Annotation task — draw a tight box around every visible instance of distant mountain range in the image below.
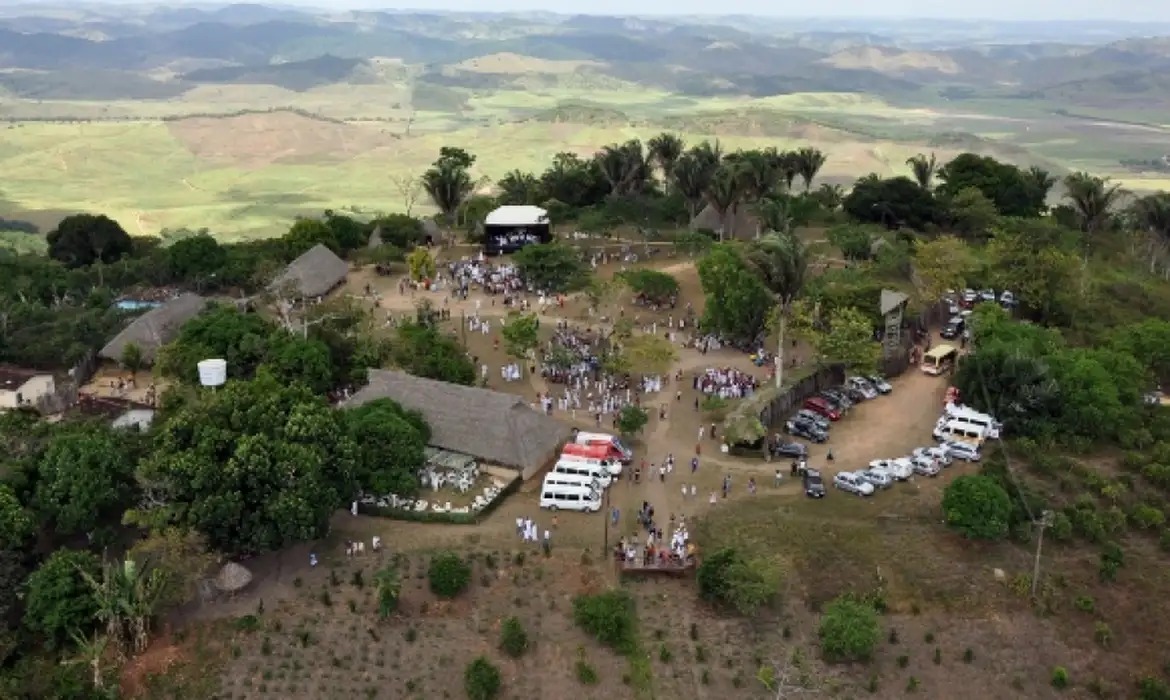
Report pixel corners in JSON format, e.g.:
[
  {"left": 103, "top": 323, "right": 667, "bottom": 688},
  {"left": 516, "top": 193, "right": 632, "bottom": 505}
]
[{"left": 2, "top": 4, "right": 1170, "bottom": 108}]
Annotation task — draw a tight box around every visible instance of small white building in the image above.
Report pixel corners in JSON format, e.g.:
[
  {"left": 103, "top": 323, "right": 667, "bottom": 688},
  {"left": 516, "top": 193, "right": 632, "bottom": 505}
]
[
  {"left": 0, "top": 367, "right": 55, "bottom": 411},
  {"left": 483, "top": 205, "right": 552, "bottom": 256}
]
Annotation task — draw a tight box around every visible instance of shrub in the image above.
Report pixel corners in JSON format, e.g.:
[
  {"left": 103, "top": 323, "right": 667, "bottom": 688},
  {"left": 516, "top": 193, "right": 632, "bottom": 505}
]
[
  {"left": 575, "top": 656, "right": 599, "bottom": 685},
  {"left": 464, "top": 656, "right": 502, "bottom": 700},
  {"left": 933, "top": 647, "right": 942, "bottom": 665},
  {"left": 941, "top": 475, "right": 1012, "bottom": 540},
  {"left": 428, "top": 551, "right": 472, "bottom": 598},
  {"left": 1093, "top": 621, "right": 1112, "bottom": 648},
  {"left": 696, "top": 546, "right": 781, "bottom": 615},
  {"left": 1130, "top": 504, "right": 1166, "bottom": 530},
  {"left": 572, "top": 590, "right": 638, "bottom": 655},
  {"left": 897, "top": 655, "right": 909, "bottom": 668},
  {"left": 1099, "top": 542, "right": 1125, "bottom": 582},
  {"left": 818, "top": 595, "right": 881, "bottom": 663},
  {"left": 1137, "top": 676, "right": 1170, "bottom": 700},
  {"left": 1052, "top": 666, "right": 1070, "bottom": 690},
  {"left": 963, "top": 648, "right": 975, "bottom": 663},
  {"left": 1074, "top": 595, "right": 1095, "bottom": 613},
  {"left": 500, "top": 616, "right": 529, "bottom": 658}
]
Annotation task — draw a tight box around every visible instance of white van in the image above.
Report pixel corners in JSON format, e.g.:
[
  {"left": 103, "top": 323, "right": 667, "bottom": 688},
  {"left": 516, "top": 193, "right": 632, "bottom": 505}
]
[
  {"left": 557, "top": 452, "right": 621, "bottom": 476},
  {"left": 552, "top": 461, "right": 613, "bottom": 488},
  {"left": 539, "top": 483, "right": 601, "bottom": 512},
  {"left": 933, "top": 419, "right": 987, "bottom": 446},
  {"left": 542, "top": 473, "right": 602, "bottom": 492},
  {"left": 944, "top": 404, "right": 1001, "bottom": 439}
]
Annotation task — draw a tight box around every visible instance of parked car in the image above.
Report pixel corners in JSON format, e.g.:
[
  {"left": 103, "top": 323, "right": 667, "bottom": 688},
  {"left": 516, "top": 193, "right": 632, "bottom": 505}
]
[
  {"left": 999, "top": 290, "right": 1017, "bottom": 308},
  {"left": 960, "top": 288, "right": 978, "bottom": 308},
  {"left": 938, "top": 440, "right": 981, "bottom": 462},
  {"left": 839, "top": 383, "right": 868, "bottom": 403},
  {"left": 908, "top": 455, "right": 941, "bottom": 477},
  {"left": 913, "top": 446, "right": 952, "bottom": 467},
  {"left": 979, "top": 288, "right": 996, "bottom": 303},
  {"left": 803, "top": 397, "right": 841, "bottom": 421},
  {"left": 821, "top": 388, "right": 853, "bottom": 410},
  {"left": 772, "top": 441, "right": 809, "bottom": 459},
  {"left": 786, "top": 417, "right": 829, "bottom": 443},
  {"left": 847, "top": 376, "right": 879, "bottom": 400},
  {"left": 869, "top": 458, "right": 913, "bottom": 481},
  {"left": 940, "top": 316, "right": 965, "bottom": 340},
  {"left": 795, "top": 409, "right": 831, "bottom": 431},
  {"left": 803, "top": 469, "right": 826, "bottom": 499},
  {"left": 859, "top": 467, "right": 894, "bottom": 489},
  {"left": 833, "top": 471, "right": 875, "bottom": 496},
  {"left": 866, "top": 375, "right": 893, "bottom": 394}
]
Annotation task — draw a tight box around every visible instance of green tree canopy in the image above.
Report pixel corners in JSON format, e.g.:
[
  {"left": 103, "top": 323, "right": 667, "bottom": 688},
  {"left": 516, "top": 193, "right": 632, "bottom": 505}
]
[
  {"left": 618, "top": 268, "right": 680, "bottom": 305},
  {"left": 165, "top": 233, "right": 227, "bottom": 285},
  {"left": 344, "top": 399, "right": 430, "bottom": 497},
  {"left": 616, "top": 405, "right": 649, "bottom": 439},
  {"left": 818, "top": 595, "right": 881, "bottom": 663},
  {"left": 843, "top": 175, "right": 941, "bottom": 230},
  {"left": 697, "top": 243, "right": 774, "bottom": 343},
  {"left": 135, "top": 371, "right": 356, "bottom": 554},
  {"left": 24, "top": 549, "right": 101, "bottom": 649},
  {"left": 46, "top": 214, "right": 133, "bottom": 269},
  {"left": 33, "top": 423, "right": 140, "bottom": 537},
  {"left": 513, "top": 242, "right": 589, "bottom": 293},
  {"left": 937, "top": 153, "right": 1049, "bottom": 218},
  {"left": 501, "top": 312, "right": 540, "bottom": 359},
  {"left": 941, "top": 474, "right": 1013, "bottom": 540},
  {"left": 390, "top": 321, "right": 475, "bottom": 386},
  {"left": 811, "top": 306, "right": 880, "bottom": 374},
  {"left": 0, "top": 484, "right": 33, "bottom": 550}
]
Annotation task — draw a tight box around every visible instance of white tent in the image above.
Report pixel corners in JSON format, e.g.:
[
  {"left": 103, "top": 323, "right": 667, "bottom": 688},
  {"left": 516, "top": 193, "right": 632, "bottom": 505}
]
[{"left": 485, "top": 205, "right": 549, "bottom": 227}]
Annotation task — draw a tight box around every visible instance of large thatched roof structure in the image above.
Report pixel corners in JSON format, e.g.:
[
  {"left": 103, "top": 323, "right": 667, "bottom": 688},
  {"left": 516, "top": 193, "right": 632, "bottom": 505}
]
[
  {"left": 214, "top": 562, "right": 253, "bottom": 593},
  {"left": 691, "top": 203, "right": 759, "bottom": 240},
  {"left": 270, "top": 244, "right": 348, "bottom": 298},
  {"left": 99, "top": 294, "right": 207, "bottom": 365},
  {"left": 343, "top": 369, "right": 571, "bottom": 479}
]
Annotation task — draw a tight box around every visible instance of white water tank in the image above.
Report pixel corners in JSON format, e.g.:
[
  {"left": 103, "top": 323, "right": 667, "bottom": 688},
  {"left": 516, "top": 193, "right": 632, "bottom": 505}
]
[{"left": 197, "top": 359, "right": 227, "bottom": 387}]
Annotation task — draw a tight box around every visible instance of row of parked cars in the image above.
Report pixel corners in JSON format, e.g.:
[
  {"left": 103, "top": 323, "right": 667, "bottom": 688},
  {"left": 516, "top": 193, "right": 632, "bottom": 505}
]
[
  {"left": 786, "top": 375, "right": 893, "bottom": 442},
  {"left": 832, "top": 445, "right": 968, "bottom": 496}
]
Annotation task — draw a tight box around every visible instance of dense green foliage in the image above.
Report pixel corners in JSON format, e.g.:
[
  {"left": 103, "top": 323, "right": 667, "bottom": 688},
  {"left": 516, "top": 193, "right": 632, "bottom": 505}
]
[
  {"left": 696, "top": 546, "right": 781, "bottom": 615},
  {"left": 427, "top": 552, "right": 472, "bottom": 599},
  {"left": 344, "top": 398, "right": 429, "bottom": 497},
  {"left": 941, "top": 475, "right": 1014, "bottom": 540},
  {"left": 499, "top": 616, "right": 529, "bottom": 658},
  {"left": 572, "top": 590, "right": 639, "bottom": 655},
  {"left": 818, "top": 595, "right": 881, "bottom": 663},
  {"left": 23, "top": 549, "right": 100, "bottom": 649},
  {"left": 463, "top": 656, "right": 502, "bottom": 700}
]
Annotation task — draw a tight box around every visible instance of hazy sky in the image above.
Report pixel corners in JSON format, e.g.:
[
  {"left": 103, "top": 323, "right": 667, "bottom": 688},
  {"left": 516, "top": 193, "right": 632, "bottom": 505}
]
[{"left": 249, "top": 0, "right": 1170, "bottom": 22}]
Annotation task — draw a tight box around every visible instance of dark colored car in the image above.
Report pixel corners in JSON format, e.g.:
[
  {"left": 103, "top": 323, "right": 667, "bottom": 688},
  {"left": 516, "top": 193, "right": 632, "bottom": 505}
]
[
  {"left": 803, "top": 469, "right": 826, "bottom": 498},
  {"left": 802, "top": 397, "right": 841, "bottom": 422},
  {"left": 940, "top": 316, "right": 965, "bottom": 340},
  {"left": 786, "top": 416, "right": 829, "bottom": 443},
  {"left": 818, "top": 390, "right": 851, "bottom": 412},
  {"left": 772, "top": 440, "right": 809, "bottom": 458},
  {"left": 794, "top": 409, "right": 831, "bottom": 431},
  {"left": 838, "top": 384, "right": 867, "bottom": 403}
]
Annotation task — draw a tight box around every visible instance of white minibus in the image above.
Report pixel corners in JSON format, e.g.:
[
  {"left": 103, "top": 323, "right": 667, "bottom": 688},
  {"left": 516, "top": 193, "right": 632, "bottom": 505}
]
[
  {"left": 542, "top": 473, "right": 602, "bottom": 492},
  {"left": 944, "top": 404, "right": 1001, "bottom": 439},
  {"left": 539, "top": 484, "right": 601, "bottom": 512},
  {"left": 552, "top": 461, "right": 613, "bottom": 487},
  {"left": 557, "top": 452, "right": 621, "bottom": 476},
  {"left": 933, "top": 419, "right": 987, "bottom": 447}
]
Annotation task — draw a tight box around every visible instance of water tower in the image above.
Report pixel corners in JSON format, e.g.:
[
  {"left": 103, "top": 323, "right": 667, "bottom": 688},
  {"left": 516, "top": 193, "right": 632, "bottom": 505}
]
[{"left": 197, "top": 359, "right": 227, "bottom": 389}]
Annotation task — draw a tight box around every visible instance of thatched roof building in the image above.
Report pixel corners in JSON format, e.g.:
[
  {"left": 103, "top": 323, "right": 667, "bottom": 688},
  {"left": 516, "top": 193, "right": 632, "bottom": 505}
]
[
  {"left": 343, "top": 370, "right": 572, "bottom": 480},
  {"left": 270, "top": 244, "right": 349, "bottom": 298},
  {"left": 691, "top": 203, "right": 759, "bottom": 240},
  {"left": 99, "top": 294, "right": 207, "bottom": 365}
]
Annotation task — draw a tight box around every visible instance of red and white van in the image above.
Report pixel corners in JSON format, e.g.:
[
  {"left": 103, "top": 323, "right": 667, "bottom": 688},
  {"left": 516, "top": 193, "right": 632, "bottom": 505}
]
[{"left": 571, "top": 431, "right": 633, "bottom": 464}]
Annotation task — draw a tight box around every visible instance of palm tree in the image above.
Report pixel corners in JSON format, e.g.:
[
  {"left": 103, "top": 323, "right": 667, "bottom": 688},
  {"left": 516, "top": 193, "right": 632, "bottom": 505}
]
[
  {"left": 79, "top": 558, "right": 167, "bottom": 657},
  {"left": 906, "top": 153, "right": 937, "bottom": 190},
  {"left": 813, "top": 183, "right": 845, "bottom": 211},
  {"left": 1063, "top": 171, "right": 1126, "bottom": 247},
  {"left": 422, "top": 163, "right": 474, "bottom": 242},
  {"left": 746, "top": 232, "right": 809, "bottom": 387},
  {"left": 647, "top": 133, "right": 685, "bottom": 191},
  {"left": 672, "top": 153, "right": 713, "bottom": 222},
  {"left": 61, "top": 629, "right": 110, "bottom": 691},
  {"left": 1026, "top": 166, "right": 1057, "bottom": 202},
  {"left": 779, "top": 151, "right": 800, "bottom": 192},
  {"left": 794, "top": 147, "right": 827, "bottom": 192},
  {"left": 726, "top": 149, "right": 782, "bottom": 238},
  {"left": 704, "top": 164, "right": 745, "bottom": 241},
  {"left": 374, "top": 564, "right": 402, "bottom": 619},
  {"left": 594, "top": 140, "right": 650, "bottom": 198},
  {"left": 495, "top": 170, "right": 542, "bottom": 205},
  {"left": 1131, "top": 192, "right": 1170, "bottom": 275},
  {"left": 755, "top": 195, "right": 794, "bottom": 236}
]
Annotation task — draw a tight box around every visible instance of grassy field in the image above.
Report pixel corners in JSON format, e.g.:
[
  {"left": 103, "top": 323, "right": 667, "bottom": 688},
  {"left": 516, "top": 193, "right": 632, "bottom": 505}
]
[{"left": 4, "top": 85, "right": 1170, "bottom": 239}]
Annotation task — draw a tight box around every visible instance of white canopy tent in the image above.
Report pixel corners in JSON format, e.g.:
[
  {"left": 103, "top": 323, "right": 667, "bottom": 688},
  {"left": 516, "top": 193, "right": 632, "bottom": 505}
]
[{"left": 485, "top": 205, "right": 549, "bottom": 227}]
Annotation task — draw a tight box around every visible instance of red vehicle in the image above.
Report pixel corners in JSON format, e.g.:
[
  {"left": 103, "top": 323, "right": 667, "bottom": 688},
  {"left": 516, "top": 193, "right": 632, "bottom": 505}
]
[
  {"left": 803, "top": 396, "right": 842, "bottom": 422},
  {"left": 561, "top": 443, "right": 615, "bottom": 462}
]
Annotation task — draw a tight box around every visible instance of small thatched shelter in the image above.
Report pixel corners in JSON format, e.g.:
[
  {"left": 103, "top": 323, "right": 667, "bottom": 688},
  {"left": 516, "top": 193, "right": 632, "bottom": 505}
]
[
  {"left": 99, "top": 294, "right": 207, "bottom": 366},
  {"left": 269, "top": 244, "right": 349, "bottom": 298},
  {"left": 214, "top": 562, "right": 253, "bottom": 594},
  {"left": 343, "top": 369, "right": 572, "bottom": 480}
]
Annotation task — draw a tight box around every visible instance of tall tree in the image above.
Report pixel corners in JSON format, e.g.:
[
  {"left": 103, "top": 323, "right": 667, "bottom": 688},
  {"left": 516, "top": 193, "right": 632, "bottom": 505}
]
[
  {"left": 594, "top": 140, "right": 650, "bottom": 198},
  {"left": 495, "top": 170, "right": 542, "bottom": 206},
  {"left": 905, "top": 153, "right": 937, "bottom": 190},
  {"left": 779, "top": 151, "right": 800, "bottom": 191},
  {"left": 672, "top": 154, "right": 711, "bottom": 222},
  {"left": 647, "top": 133, "right": 685, "bottom": 191},
  {"left": 1062, "top": 171, "right": 1126, "bottom": 251},
  {"left": 46, "top": 214, "right": 133, "bottom": 270},
  {"left": 705, "top": 164, "right": 745, "bottom": 241},
  {"left": 747, "top": 232, "right": 809, "bottom": 386},
  {"left": 794, "top": 147, "right": 827, "bottom": 192},
  {"left": 697, "top": 243, "right": 774, "bottom": 343},
  {"left": 422, "top": 149, "right": 476, "bottom": 240},
  {"left": 1131, "top": 192, "right": 1170, "bottom": 275}
]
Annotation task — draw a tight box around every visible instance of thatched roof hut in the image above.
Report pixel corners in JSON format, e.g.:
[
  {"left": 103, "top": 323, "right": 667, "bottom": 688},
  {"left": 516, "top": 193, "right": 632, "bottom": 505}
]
[
  {"left": 343, "top": 369, "right": 572, "bottom": 480},
  {"left": 269, "top": 244, "right": 349, "bottom": 298},
  {"left": 214, "top": 562, "right": 253, "bottom": 593},
  {"left": 690, "top": 203, "right": 759, "bottom": 240},
  {"left": 99, "top": 294, "right": 207, "bottom": 365}
]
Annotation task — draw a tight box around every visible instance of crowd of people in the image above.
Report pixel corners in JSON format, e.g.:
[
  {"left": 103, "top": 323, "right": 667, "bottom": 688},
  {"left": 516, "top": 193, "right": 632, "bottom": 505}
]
[
  {"left": 614, "top": 502, "right": 696, "bottom": 569},
  {"left": 694, "top": 367, "right": 760, "bottom": 399}
]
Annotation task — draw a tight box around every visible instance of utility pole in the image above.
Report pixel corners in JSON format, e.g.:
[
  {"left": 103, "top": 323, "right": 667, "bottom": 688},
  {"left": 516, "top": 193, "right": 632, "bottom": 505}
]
[{"left": 1030, "top": 510, "right": 1054, "bottom": 598}]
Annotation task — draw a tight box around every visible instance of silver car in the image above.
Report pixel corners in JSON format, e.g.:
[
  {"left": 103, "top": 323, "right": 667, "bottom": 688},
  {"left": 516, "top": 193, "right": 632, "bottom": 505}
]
[
  {"left": 908, "top": 455, "right": 941, "bottom": 477},
  {"left": 859, "top": 467, "right": 894, "bottom": 489},
  {"left": 938, "top": 440, "right": 981, "bottom": 462},
  {"left": 913, "top": 446, "right": 952, "bottom": 467},
  {"left": 833, "top": 471, "right": 876, "bottom": 496}
]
